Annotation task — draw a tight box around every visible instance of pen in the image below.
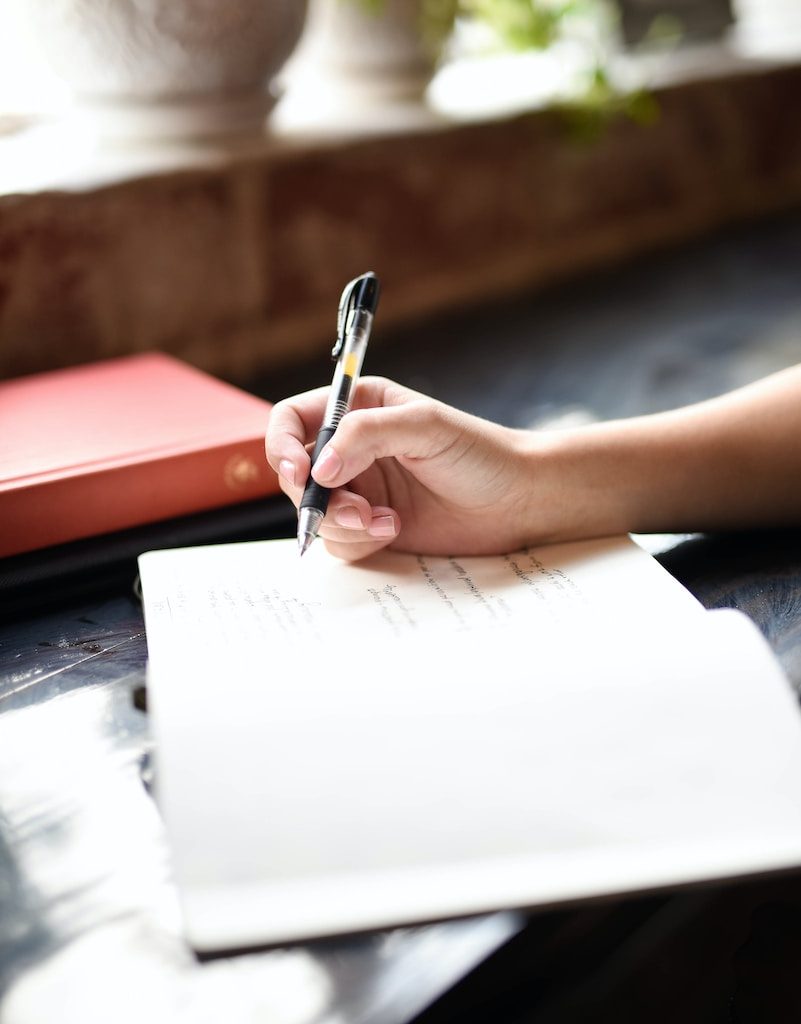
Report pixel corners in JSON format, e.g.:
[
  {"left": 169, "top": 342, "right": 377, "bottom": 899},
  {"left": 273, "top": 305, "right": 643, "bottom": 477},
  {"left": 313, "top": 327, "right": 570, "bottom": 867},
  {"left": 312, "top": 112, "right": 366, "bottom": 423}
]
[{"left": 297, "top": 271, "right": 381, "bottom": 556}]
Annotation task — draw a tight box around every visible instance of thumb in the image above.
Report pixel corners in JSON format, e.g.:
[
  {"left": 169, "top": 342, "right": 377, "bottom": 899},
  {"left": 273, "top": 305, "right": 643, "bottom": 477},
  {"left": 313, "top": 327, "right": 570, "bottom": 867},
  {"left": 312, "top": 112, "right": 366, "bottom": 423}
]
[{"left": 311, "top": 400, "right": 463, "bottom": 488}]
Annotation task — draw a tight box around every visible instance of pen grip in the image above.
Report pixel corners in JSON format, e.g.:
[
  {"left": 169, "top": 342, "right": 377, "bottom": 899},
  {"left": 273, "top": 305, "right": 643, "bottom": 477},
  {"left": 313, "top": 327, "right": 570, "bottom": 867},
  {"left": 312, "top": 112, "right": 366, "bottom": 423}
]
[{"left": 299, "top": 426, "right": 337, "bottom": 514}]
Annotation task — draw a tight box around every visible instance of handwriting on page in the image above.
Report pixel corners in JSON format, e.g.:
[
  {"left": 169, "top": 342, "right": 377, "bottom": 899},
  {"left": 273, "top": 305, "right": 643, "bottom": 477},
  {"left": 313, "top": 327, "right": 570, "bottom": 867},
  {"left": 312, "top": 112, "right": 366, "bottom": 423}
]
[{"left": 146, "top": 544, "right": 592, "bottom": 657}]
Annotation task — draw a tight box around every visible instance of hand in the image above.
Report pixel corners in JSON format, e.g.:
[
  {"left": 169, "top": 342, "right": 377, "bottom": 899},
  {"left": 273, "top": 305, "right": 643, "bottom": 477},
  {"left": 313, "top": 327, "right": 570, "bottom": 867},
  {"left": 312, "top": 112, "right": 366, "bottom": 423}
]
[
  {"left": 268, "top": 364, "right": 801, "bottom": 560},
  {"left": 265, "top": 377, "right": 540, "bottom": 561}
]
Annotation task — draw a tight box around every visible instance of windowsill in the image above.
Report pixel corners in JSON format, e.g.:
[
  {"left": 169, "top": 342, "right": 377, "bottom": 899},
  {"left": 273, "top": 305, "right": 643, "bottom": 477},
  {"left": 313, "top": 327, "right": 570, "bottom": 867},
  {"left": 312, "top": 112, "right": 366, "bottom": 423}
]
[
  {"left": 0, "top": 39, "right": 797, "bottom": 196},
  {"left": 1, "top": 42, "right": 801, "bottom": 383}
]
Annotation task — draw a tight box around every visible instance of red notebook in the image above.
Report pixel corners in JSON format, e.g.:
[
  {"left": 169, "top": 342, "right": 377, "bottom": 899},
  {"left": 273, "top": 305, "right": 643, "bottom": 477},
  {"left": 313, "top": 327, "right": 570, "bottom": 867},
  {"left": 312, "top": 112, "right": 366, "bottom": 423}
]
[{"left": 0, "top": 353, "right": 280, "bottom": 558}]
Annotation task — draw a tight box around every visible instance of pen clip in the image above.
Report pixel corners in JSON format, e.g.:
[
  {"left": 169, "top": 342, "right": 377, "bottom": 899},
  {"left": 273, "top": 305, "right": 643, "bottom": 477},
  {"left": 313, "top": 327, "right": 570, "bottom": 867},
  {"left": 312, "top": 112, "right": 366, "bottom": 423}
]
[{"left": 331, "top": 276, "right": 360, "bottom": 362}]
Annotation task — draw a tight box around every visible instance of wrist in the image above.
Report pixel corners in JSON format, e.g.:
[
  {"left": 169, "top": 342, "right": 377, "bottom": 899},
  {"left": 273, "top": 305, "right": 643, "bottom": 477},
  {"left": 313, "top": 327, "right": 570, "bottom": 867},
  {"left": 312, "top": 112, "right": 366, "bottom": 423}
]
[{"left": 515, "top": 422, "right": 653, "bottom": 544}]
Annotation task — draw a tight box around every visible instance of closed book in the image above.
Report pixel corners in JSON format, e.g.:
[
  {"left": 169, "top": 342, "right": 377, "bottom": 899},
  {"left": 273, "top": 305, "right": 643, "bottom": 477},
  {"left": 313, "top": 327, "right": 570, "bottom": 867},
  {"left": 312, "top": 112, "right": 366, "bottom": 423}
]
[{"left": 0, "top": 353, "right": 280, "bottom": 558}]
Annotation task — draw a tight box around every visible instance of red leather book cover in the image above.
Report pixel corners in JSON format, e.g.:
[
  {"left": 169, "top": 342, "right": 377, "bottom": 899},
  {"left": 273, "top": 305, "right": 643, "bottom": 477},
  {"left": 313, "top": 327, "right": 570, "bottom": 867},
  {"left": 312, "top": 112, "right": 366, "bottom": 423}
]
[{"left": 0, "top": 353, "right": 280, "bottom": 557}]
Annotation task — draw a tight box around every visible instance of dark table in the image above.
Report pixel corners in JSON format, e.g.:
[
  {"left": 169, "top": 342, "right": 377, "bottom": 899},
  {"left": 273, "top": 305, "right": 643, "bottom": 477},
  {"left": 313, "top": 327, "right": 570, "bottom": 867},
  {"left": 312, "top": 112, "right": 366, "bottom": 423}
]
[{"left": 2, "top": 212, "right": 801, "bottom": 1022}]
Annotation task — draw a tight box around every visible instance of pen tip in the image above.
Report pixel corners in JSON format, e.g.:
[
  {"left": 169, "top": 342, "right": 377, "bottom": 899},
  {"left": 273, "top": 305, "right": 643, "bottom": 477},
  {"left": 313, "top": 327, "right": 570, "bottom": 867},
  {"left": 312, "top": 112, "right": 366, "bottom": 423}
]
[{"left": 297, "top": 508, "right": 323, "bottom": 557}]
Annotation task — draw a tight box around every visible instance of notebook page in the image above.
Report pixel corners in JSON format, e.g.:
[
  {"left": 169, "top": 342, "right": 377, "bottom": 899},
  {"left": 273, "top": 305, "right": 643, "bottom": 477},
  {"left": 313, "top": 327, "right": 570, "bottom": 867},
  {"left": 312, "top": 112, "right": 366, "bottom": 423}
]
[
  {"left": 140, "top": 535, "right": 702, "bottom": 665},
  {"left": 138, "top": 537, "right": 801, "bottom": 950}
]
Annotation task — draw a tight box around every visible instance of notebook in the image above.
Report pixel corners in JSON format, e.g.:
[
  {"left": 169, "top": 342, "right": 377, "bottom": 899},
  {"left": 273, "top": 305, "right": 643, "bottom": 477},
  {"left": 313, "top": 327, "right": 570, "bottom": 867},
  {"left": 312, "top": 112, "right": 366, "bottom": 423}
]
[{"left": 138, "top": 535, "right": 801, "bottom": 951}]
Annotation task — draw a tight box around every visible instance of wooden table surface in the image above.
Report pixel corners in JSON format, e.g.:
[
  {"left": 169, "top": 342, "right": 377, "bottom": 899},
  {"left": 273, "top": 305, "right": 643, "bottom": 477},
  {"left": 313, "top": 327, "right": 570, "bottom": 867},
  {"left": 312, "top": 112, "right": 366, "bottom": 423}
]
[{"left": 2, "top": 211, "right": 801, "bottom": 1023}]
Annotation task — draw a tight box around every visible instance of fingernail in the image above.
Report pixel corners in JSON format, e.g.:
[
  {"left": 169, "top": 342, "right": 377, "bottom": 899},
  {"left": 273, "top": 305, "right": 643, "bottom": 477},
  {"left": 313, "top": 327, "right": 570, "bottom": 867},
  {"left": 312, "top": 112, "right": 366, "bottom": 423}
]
[
  {"left": 313, "top": 446, "right": 342, "bottom": 483},
  {"left": 278, "top": 459, "right": 295, "bottom": 486},
  {"left": 368, "top": 515, "right": 396, "bottom": 538},
  {"left": 335, "top": 506, "right": 364, "bottom": 529}
]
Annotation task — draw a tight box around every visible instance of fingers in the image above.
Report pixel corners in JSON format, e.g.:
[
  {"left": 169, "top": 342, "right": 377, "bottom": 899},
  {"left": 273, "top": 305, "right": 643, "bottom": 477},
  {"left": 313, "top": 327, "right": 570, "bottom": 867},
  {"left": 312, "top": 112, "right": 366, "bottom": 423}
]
[
  {"left": 265, "top": 376, "right": 431, "bottom": 561},
  {"left": 280, "top": 473, "right": 401, "bottom": 557},
  {"left": 322, "top": 537, "right": 395, "bottom": 562},
  {"left": 265, "top": 384, "right": 329, "bottom": 488},
  {"left": 310, "top": 400, "right": 459, "bottom": 489},
  {"left": 320, "top": 503, "right": 400, "bottom": 562},
  {"left": 331, "top": 504, "right": 398, "bottom": 540},
  {"left": 265, "top": 377, "right": 418, "bottom": 490}
]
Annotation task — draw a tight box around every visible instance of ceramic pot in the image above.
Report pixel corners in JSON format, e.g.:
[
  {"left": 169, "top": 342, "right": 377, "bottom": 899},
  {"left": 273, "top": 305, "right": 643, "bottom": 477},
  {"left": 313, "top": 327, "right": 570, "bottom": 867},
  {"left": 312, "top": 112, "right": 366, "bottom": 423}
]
[
  {"left": 23, "top": 0, "right": 308, "bottom": 140},
  {"left": 283, "top": 0, "right": 436, "bottom": 109}
]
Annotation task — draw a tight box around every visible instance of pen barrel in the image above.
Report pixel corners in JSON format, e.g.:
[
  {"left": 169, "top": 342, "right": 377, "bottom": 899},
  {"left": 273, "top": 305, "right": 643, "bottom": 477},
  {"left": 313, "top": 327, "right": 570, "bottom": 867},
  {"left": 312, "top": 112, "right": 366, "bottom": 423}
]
[
  {"left": 322, "top": 310, "right": 372, "bottom": 426},
  {"left": 302, "top": 303, "right": 374, "bottom": 519},
  {"left": 300, "top": 425, "right": 337, "bottom": 514}
]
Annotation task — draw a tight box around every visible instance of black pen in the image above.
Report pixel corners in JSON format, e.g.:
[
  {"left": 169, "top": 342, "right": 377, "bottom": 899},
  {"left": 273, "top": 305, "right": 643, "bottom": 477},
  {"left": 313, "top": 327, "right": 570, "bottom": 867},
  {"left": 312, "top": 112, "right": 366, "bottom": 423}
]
[{"left": 297, "top": 272, "right": 381, "bottom": 556}]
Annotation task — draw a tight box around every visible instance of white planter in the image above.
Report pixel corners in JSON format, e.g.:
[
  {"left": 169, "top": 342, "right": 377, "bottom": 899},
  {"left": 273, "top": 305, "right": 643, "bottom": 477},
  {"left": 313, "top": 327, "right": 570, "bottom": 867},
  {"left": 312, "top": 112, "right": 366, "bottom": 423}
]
[
  {"left": 275, "top": 0, "right": 444, "bottom": 131},
  {"left": 19, "top": 0, "right": 307, "bottom": 141}
]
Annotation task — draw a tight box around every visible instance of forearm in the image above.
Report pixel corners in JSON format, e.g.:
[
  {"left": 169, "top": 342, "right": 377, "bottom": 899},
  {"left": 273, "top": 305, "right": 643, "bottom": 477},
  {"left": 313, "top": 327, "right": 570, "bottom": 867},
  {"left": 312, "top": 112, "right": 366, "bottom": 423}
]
[{"left": 528, "top": 365, "right": 801, "bottom": 541}]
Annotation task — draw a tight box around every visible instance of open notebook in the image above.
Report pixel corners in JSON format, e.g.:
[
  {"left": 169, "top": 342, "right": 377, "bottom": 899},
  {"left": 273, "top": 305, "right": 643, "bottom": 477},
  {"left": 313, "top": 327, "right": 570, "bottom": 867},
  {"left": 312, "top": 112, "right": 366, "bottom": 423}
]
[{"left": 139, "top": 536, "right": 801, "bottom": 952}]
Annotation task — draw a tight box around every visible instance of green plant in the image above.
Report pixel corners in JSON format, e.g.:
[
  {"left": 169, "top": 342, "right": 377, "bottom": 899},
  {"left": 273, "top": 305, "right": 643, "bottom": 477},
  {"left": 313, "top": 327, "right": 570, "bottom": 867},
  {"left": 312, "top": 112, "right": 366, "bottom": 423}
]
[
  {"left": 459, "top": 0, "right": 580, "bottom": 51},
  {"left": 353, "top": 0, "right": 602, "bottom": 55},
  {"left": 351, "top": 0, "right": 656, "bottom": 131}
]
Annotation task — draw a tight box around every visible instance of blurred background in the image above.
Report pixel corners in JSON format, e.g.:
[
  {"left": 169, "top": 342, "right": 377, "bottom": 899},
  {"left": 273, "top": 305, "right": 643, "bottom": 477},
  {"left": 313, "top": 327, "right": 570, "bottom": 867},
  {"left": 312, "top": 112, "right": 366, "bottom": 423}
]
[{"left": 0, "top": 0, "right": 800, "bottom": 393}]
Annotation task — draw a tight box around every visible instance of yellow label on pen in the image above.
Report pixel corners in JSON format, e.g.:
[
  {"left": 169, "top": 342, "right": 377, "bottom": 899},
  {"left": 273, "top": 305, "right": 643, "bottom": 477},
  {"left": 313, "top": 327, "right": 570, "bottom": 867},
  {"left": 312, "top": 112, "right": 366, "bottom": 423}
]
[{"left": 343, "top": 352, "right": 359, "bottom": 378}]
